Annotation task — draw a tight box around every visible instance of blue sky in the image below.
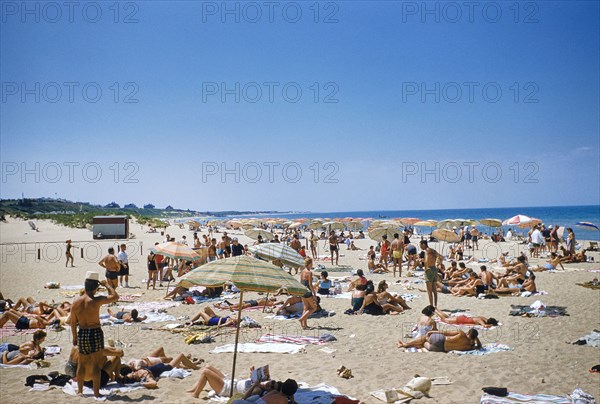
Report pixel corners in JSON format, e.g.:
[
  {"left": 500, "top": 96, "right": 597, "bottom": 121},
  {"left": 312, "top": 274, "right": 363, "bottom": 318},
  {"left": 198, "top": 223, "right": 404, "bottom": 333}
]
[{"left": 1, "top": 1, "right": 599, "bottom": 212}]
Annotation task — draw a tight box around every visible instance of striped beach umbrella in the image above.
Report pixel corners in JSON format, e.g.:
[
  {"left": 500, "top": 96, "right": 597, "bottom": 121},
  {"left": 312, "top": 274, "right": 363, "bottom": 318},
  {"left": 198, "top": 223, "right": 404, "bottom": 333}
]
[
  {"left": 323, "top": 221, "right": 346, "bottom": 230},
  {"left": 178, "top": 255, "right": 308, "bottom": 396},
  {"left": 576, "top": 222, "right": 599, "bottom": 231},
  {"left": 368, "top": 227, "right": 401, "bottom": 242},
  {"left": 502, "top": 215, "right": 536, "bottom": 226},
  {"left": 247, "top": 243, "right": 305, "bottom": 268},
  {"left": 150, "top": 242, "right": 200, "bottom": 261},
  {"left": 432, "top": 228, "right": 461, "bottom": 243}
]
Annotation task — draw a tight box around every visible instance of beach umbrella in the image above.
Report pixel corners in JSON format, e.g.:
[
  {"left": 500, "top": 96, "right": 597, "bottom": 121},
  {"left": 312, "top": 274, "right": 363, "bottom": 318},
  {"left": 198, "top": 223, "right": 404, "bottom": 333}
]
[
  {"left": 414, "top": 220, "right": 437, "bottom": 227},
  {"left": 431, "top": 228, "right": 460, "bottom": 243},
  {"left": 502, "top": 215, "right": 536, "bottom": 226},
  {"left": 307, "top": 221, "right": 324, "bottom": 230},
  {"left": 244, "top": 228, "right": 274, "bottom": 241},
  {"left": 247, "top": 243, "right": 305, "bottom": 268},
  {"left": 240, "top": 223, "right": 254, "bottom": 230},
  {"left": 479, "top": 218, "right": 502, "bottom": 228},
  {"left": 345, "top": 221, "right": 363, "bottom": 230},
  {"left": 178, "top": 255, "right": 308, "bottom": 396},
  {"left": 288, "top": 222, "right": 303, "bottom": 229},
  {"left": 150, "top": 242, "right": 201, "bottom": 261},
  {"left": 436, "top": 219, "right": 457, "bottom": 229},
  {"left": 323, "top": 221, "right": 346, "bottom": 230},
  {"left": 399, "top": 217, "right": 421, "bottom": 226},
  {"left": 576, "top": 222, "right": 599, "bottom": 231},
  {"left": 516, "top": 218, "right": 542, "bottom": 229},
  {"left": 368, "top": 227, "right": 402, "bottom": 242}
]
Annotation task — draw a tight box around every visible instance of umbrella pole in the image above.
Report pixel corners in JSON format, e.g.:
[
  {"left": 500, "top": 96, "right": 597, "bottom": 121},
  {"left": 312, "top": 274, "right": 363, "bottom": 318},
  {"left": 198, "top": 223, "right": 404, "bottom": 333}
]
[
  {"left": 262, "top": 292, "right": 269, "bottom": 313},
  {"left": 230, "top": 289, "right": 244, "bottom": 397}
]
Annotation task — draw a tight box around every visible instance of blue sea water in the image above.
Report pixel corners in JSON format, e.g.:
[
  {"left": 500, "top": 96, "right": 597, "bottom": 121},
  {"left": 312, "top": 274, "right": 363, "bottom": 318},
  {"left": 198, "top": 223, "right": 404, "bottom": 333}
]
[{"left": 227, "top": 205, "right": 600, "bottom": 241}]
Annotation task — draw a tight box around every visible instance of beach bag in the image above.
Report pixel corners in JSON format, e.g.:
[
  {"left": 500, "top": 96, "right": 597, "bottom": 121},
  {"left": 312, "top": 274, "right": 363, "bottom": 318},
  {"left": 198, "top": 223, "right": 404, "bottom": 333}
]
[
  {"left": 184, "top": 296, "right": 195, "bottom": 305},
  {"left": 482, "top": 387, "right": 508, "bottom": 397}
]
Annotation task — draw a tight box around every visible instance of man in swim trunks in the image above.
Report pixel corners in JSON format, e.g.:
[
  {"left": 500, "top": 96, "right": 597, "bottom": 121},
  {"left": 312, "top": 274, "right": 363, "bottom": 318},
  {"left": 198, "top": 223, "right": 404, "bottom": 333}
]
[
  {"left": 65, "top": 240, "right": 77, "bottom": 268},
  {"left": 397, "top": 329, "right": 482, "bottom": 352},
  {"left": 390, "top": 233, "right": 404, "bottom": 277},
  {"left": 328, "top": 231, "right": 339, "bottom": 266},
  {"left": 70, "top": 271, "right": 118, "bottom": 398},
  {"left": 107, "top": 308, "right": 147, "bottom": 322},
  {"left": 99, "top": 247, "right": 120, "bottom": 290},
  {"left": 420, "top": 240, "right": 441, "bottom": 308}
]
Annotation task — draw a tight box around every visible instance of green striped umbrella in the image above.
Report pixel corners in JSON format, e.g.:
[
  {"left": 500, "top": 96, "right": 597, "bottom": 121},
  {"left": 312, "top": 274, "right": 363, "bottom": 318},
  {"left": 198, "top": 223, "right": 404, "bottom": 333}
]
[{"left": 177, "top": 255, "right": 308, "bottom": 395}]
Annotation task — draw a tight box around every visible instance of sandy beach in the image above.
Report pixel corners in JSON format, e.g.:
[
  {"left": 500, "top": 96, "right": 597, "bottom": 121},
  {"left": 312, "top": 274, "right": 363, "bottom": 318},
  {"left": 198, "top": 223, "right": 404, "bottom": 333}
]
[{"left": 1, "top": 217, "right": 599, "bottom": 404}]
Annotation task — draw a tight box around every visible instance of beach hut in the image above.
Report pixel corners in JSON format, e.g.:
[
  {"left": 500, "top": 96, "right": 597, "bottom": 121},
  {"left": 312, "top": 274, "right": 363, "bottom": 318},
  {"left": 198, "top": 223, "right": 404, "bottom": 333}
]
[{"left": 92, "top": 215, "right": 129, "bottom": 239}]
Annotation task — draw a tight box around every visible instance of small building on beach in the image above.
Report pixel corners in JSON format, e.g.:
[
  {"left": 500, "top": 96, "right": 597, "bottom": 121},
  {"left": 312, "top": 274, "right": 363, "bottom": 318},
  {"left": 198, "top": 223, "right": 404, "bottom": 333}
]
[{"left": 92, "top": 215, "right": 129, "bottom": 239}]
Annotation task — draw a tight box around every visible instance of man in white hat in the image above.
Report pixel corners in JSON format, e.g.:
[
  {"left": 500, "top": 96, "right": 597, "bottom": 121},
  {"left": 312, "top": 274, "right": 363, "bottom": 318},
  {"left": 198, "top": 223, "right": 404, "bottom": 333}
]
[{"left": 70, "top": 271, "right": 119, "bottom": 398}]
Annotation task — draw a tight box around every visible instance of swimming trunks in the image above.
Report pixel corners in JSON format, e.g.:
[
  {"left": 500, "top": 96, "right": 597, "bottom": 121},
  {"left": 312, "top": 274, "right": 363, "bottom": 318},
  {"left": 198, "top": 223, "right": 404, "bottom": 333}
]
[
  {"left": 16, "top": 316, "right": 30, "bottom": 330},
  {"left": 83, "top": 370, "right": 110, "bottom": 388},
  {"left": 330, "top": 244, "right": 338, "bottom": 252},
  {"left": 208, "top": 316, "right": 229, "bottom": 326},
  {"left": 116, "top": 311, "right": 125, "bottom": 320},
  {"left": 475, "top": 284, "right": 487, "bottom": 295},
  {"left": 119, "top": 263, "right": 129, "bottom": 276},
  {"left": 351, "top": 297, "right": 364, "bottom": 312},
  {"left": 146, "top": 363, "right": 173, "bottom": 378},
  {"left": 77, "top": 327, "right": 104, "bottom": 355},
  {"left": 105, "top": 270, "right": 119, "bottom": 280},
  {"left": 441, "top": 285, "right": 451, "bottom": 294},
  {"left": 247, "top": 300, "right": 258, "bottom": 307},
  {"left": 544, "top": 263, "right": 554, "bottom": 270},
  {"left": 393, "top": 250, "right": 401, "bottom": 259},
  {"left": 317, "top": 288, "right": 330, "bottom": 295},
  {"left": 428, "top": 333, "right": 445, "bottom": 352},
  {"left": 425, "top": 266, "right": 438, "bottom": 283}
]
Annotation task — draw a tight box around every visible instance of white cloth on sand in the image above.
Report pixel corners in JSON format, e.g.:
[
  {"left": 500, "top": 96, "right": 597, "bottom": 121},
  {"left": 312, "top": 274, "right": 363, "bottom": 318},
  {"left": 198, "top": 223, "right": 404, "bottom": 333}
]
[{"left": 210, "top": 343, "right": 305, "bottom": 354}]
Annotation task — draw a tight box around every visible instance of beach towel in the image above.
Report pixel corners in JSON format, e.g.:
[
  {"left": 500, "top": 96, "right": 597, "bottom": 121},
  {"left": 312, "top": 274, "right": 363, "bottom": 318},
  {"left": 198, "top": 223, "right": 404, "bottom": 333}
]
[
  {"left": 44, "top": 346, "right": 61, "bottom": 356},
  {"left": 266, "top": 309, "right": 335, "bottom": 321},
  {"left": 209, "top": 382, "right": 355, "bottom": 404},
  {"left": 399, "top": 347, "right": 429, "bottom": 353},
  {"left": 509, "top": 304, "right": 568, "bottom": 317},
  {"left": 141, "top": 312, "right": 176, "bottom": 323},
  {"left": 117, "top": 294, "right": 143, "bottom": 302},
  {"left": 451, "top": 343, "right": 511, "bottom": 356},
  {"left": 256, "top": 333, "right": 336, "bottom": 345},
  {"left": 122, "top": 301, "right": 179, "bottom": 311},
  {"left": 480, "top": 388, "right": 595, "bottom": 404},
  {"left": 0, "top": 323, "right": 36, "bottom": 338},
  {"left": 59, "top": 380, "right": 144, "bottom": 398},
  {"left": 519, "top": 291, "right": 549, "bottom": 297},
  {"left": 210, "top": 342, "right": 305, "bottom": 354},
  {"left": 60, "top": 285, "right": 84, "bottom": 291}
]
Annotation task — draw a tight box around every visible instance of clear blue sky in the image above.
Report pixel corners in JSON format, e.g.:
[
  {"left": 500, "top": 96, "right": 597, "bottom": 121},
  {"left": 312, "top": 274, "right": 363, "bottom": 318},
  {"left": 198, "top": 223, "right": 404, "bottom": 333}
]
[{"left": 1, "top": 1, "right": 599, "bottom": 212}]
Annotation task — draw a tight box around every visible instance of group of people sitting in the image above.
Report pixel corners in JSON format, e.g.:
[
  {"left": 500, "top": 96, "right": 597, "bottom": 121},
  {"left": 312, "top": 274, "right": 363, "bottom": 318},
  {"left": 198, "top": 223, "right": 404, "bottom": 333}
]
[
  {"left": 0, "top": 295, "right": 70, "bottom": 331},
  {"left": 345, "top": 271, "right": 411, "bottom": 315}
]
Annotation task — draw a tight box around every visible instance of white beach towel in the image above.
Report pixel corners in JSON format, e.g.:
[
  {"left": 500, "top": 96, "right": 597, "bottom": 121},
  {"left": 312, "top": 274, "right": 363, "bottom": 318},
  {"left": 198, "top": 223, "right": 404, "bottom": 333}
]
[{"left": 210, "top": 343, "right": 305, "bottom": 354}]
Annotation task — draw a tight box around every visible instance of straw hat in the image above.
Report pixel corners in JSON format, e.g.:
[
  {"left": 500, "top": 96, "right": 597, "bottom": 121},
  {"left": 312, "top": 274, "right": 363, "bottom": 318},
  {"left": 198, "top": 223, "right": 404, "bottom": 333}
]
[{"left": 85, "top": 271, "right": 99, "bottom": 281}]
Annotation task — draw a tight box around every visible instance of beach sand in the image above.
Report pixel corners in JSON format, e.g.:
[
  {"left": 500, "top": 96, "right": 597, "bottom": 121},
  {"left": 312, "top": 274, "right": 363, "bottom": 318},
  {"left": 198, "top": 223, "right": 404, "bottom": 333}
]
[{"left": 1, "top": 217, "right": 599, "bottom": 403}]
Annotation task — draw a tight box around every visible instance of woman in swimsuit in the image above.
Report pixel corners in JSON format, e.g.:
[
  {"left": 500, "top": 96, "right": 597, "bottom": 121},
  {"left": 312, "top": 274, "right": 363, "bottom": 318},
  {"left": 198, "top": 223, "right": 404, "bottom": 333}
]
[
  {"left": 188, "top": 306, "right": 237, "bottom": 327},
  {"left": 299, "top": 292, "right": 318, "bottom": 330},
  {"left": 147, "top": 251, "right": 158, "bottom": 290},
  {"left": 435, "top": 309, "right": 498, "bottom": 328},
  {"left": 451, "top": 273, "right": 485, "bottom": 297},
  {"left": 0, "top": 309, "right": 54, "bottom": 330},
  {"left": 397, "top": 329, "right": 482, "bottom": 352},
  {"left": 376, "top": 280, "right": 411, "bottom": 311},
  {"left": 358, "top": 282, "right": 400, "bottom": 315},
  {"left": 127, "top": 346, "right": 202, "bottom": 371},
  {"left": 315, "top": 271, "right": 331, "bottom": 295},
  {"left": 350, "top": 284, "right": 366, "bottom": 313},
  {"left": 397, "top": 305, "right": 437, "bottom": 346},
  {"left": 2, "top": 330, "right": 47, "bottom": 365},
  {"left": 276, "top": 296, "right": 303, "bottom": 316}
]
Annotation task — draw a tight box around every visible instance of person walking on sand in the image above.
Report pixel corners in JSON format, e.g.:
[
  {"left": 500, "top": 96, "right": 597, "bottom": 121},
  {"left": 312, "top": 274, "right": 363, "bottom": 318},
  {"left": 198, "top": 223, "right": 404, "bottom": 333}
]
[
  {"left": 390, "top": 233, "right": 404, "bottom": 277},
  {"left": 420, "top": 240, "right": 441, "bottom": 308},
  {"left": 309, "top": 230, "right": 318, "bottom": 259},
  {"left": 328, "top": 231, "right": 339, "bottom": 266},
  {"left": 299, "top": 291, "right": 318, "bottom": 330},
  {"left": 99, "top": 247, "right": 120, "bottom": 289},
  {"left": 379, "top": 235, "right": 390, "bottom": 272},
  {"left": 65, "top": 240, "right": 78, "bottom": 268},
  {"left": 70, "top": 271, "right": 118, "bottom": 399},
  {"left": 118, "top": 244, "right": 130, "bottom": 288}
]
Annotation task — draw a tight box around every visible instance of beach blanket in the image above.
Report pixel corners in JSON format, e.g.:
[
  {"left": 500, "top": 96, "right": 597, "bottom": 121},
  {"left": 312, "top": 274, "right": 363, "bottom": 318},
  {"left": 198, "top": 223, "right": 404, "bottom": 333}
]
[
  {"left": 122, "top": 301, "right": 179, "bottom": 311},
  {"left": 210, "top": 342, "right": 305, "bottom": 354},
  {"left": 577, "top": 281, "right": 600, "bottom": 290},
  {"left": 266, "top": 309, "right": 335, "bottom": 321},
  {"left": 480, "top": 388, "right": 595, "bottom": 404},
  {"left": 60, "top": 284, "right": 84, "bottom": 290},
  {"left": 571, "top": 331, "right": 600, "bottom": 347},
  {"left": 256, "top": 333, "right": 336, "bottom": 345},
  {"left": 519, "top": 291, "right": 549, "bottom": 297},
  {"left": 61, "top": 380, "right": 145, "bottom": 398},
  {"left": 0, "top": 323, "right": 36, "bottom": 338},
  {"left": 399, "top": 347, "right": 429, "bottom": 353},
  {"left": 208, "top": 382, "right": 355, "bottom": 404},
  {"left": 451, "top": 343, "right": 511, "bottom": 356},
  {"left": 117, "top": 294, "right": 143, "bottom": 302},
  {"left": 509, "top": 305, "right": 568, "bottom": 317}
]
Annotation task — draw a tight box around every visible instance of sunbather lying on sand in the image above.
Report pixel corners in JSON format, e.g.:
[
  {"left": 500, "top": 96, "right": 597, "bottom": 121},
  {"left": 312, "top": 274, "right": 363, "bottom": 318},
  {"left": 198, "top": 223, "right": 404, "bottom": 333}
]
[
  {"left": 214, "top": 297, "right": 280, "bottom": 311},
  {"left": 1, "top": 330, "right": 46, "bottom": 365},
  {"left": 0, "top": 308, "right": 60, "bottom": 330},
  {"left": 126, "top": 346, "right": 202, "bottom": 371},
  {"left": 276, "top": 296, "right": 303, "bottom": 316},
  {"left": 491, "top": 274, "right": 537, "bottom": 295},
  {"left": 435, "top": 309, "right": 498, "bottom": 327},
  {"left": 107, "top": 307, "right": 147, "bottom": 322},
  {"left": 397, "top": 329, "right": 482, "bottom": 352},
  {"left": 531, "top": 253, "right": 567, "bottom": 271},
  {"left": 187, "top": 306, "right": 237, "bottom": 327},
  {"left": 65, "top": 345, "right": 124, "bottom": 388}
]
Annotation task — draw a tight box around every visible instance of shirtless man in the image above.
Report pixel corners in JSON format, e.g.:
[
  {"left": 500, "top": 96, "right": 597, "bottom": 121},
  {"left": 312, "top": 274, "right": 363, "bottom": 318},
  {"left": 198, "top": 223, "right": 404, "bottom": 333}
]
[
  {"left": 390, "top": 233, "right": 404, "bottom": 277},
  {"left": 420, "top": 240, "right": 441, "bottom": 308},
  {"left": 70, "top": 271, "right": 118, "bottom": 398},
  {"left": 289, "top": 234, "right": 301, "bottom": 252},
  {"left": 223, "top": 232, "right": 232, "bottom": 258},
  {"left": 99, "top": 247, "right": 120, "bottom": 289},
  {"left": 397, "top": 329, "right": 482, "bottom": 352},
  {"left": 479, "top": 265, "right": 495, "bottom": 288},
  {"left": 309, "top": 230, "right": 318, "bottom": 259},
  {"left": 207, "top": 238, "right": 217, "bottom": 262},
  {"left": 328, "top": 231, "right": 339, "bottom": 266}
]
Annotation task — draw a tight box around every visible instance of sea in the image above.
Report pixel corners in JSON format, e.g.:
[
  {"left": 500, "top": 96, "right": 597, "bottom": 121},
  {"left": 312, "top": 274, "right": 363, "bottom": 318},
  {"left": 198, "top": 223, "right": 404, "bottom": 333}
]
[{"left": 223, "top": 205, "right": 600, "bottom": 241}]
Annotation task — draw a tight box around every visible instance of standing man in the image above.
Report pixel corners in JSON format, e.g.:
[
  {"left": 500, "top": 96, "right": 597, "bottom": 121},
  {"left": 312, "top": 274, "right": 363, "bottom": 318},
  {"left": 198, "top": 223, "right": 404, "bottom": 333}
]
[
  {"left": 70, "top": 271, "right": 118, "bottom": 398},
  {"left": 328, "top": 231, "right": 339, "bottom": 266},
  {"left": 390, "top": 233, "right": 404, "bottom": 277},
  {"left": 223, "top": 232, "right": 232, "bottom": 258},
  {"left": 470, "top": 227, "right": 480, "bottom": 250},
  {"left": 117, "top": 244, "right": 129, "bottom": 288},
  {"left": 420, "top": 240, "right": 441, "bottom": 308},
  {"left": 65, "top": 240, "right": 78, "bottom": 268},
  {"left": 99, "top": 247, "right": 120, "bottom": 289},
  {"left": 309, "top": 230, "right": 318, "bottom": 259},
  {"left": 231, "top": 238, "right": 245, "bottom": 257}
]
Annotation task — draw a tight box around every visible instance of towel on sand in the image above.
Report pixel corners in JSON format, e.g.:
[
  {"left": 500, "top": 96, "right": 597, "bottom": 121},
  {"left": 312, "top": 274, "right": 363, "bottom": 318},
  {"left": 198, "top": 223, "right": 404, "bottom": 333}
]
[
  {"left": 480, "top": 388, "right": 595, "bottom": 404},
  {"left": 452, "top": 343, "right": 512, "bottom": 356},
  {"left": 571, "top": 331, "right": 600, "bottom": 347},
  {"left": 210, "top": 343, "right": 305, "bottom": 354},
  {"left": 210, "top": 383, "right": 355, "bottom": 404},
  {"left": 256, "top": 333, "right": 336, "bottom": 345},
  {"left": 0, "top": 324, "right": 36, "bottom": 337},
  {"left": 509, "top": 304, "right": 568, "bottom": 317}
]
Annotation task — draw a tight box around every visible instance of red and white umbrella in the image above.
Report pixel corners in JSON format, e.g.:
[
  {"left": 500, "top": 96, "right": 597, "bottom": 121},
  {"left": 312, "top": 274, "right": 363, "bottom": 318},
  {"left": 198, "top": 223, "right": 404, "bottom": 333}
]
[{"left": 502, "top": 215, "right": 539, "bottom": 226}]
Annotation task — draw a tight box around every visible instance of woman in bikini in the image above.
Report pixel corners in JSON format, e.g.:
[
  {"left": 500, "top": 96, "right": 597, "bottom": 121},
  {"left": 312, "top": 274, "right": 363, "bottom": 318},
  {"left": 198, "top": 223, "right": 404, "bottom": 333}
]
[
  {"left": 435, "top": 309, "right": 498, "bottom": 327},
  {"left": 2, "top": 330, "right": 47, "bottom": 365},
  {"left": 299, "top": 292, "right": 318, "bottom": 330},
  {"left": 376, "top": 280, "right": 411, "bottom": 311},
  {"left": 127, "top": 346, "right": 202, "bottom": 371},
  {"left": 188, "top": 306, "right": 237, "bottom": 327},
  {"left": 396, "top": 305, "right": 437, "bottom": 347},
  {"left": 300, "top": 258, "right": 315, "bottom": 295},
  {"left": 397, "top": 328, "right": 482, "bottom": 352}
]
